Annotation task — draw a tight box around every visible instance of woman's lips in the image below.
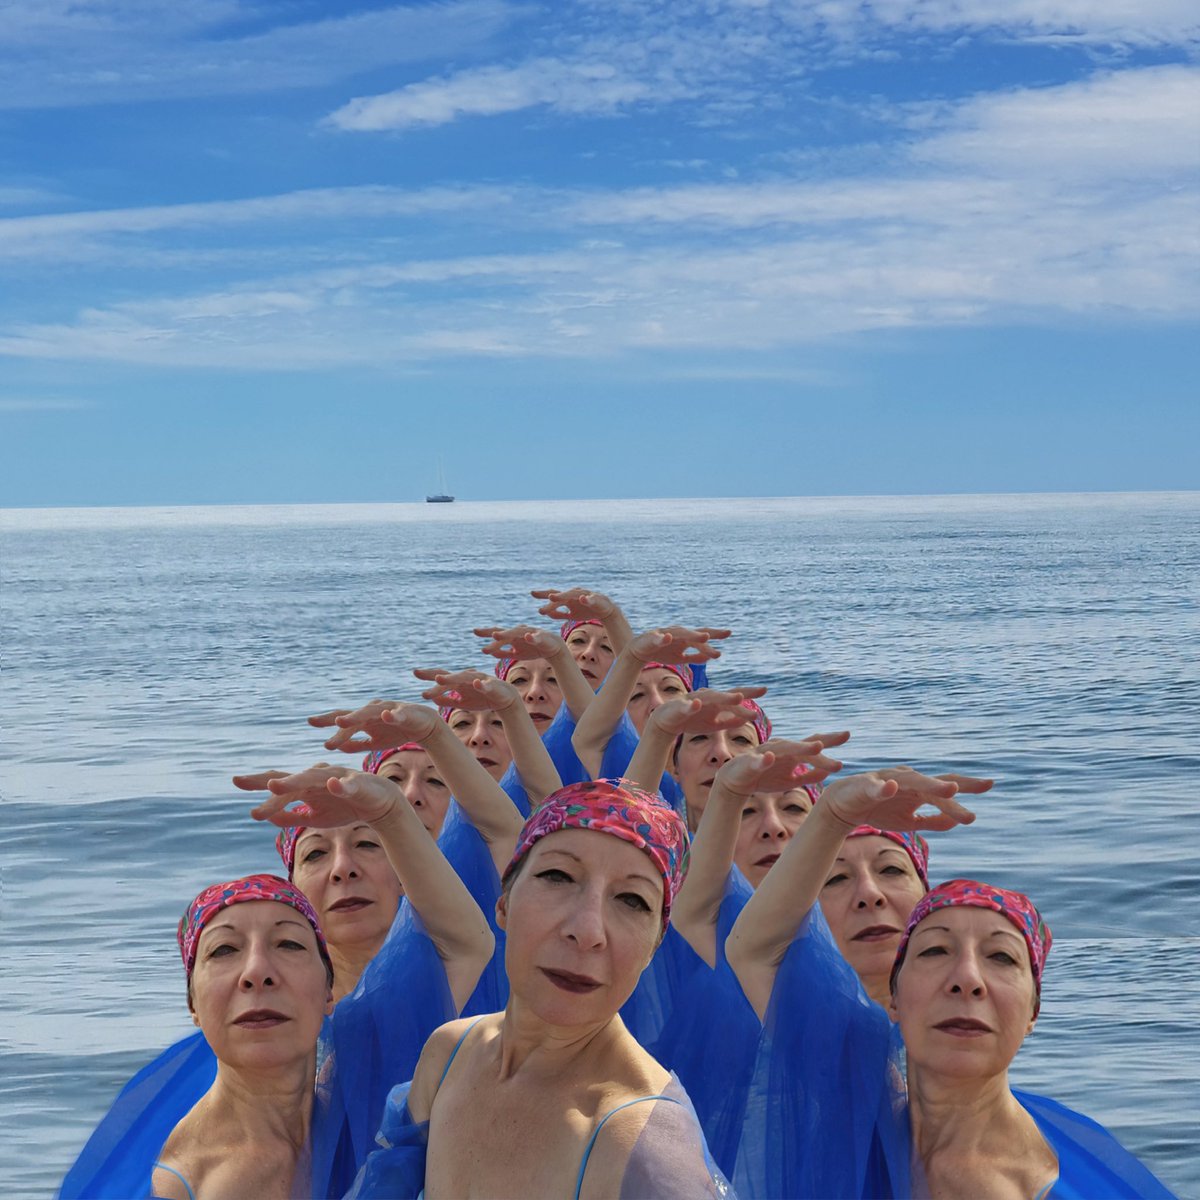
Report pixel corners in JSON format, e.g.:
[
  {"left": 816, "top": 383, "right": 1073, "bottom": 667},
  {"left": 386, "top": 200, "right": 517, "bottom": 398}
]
[
  {"left": 755, "top": 853, "right": 781, "bottom": 869},
  {"left": 934, "top": 1017, "right": 994, "bottom": 1036},
  {"left": 541, "top": 968, "right": 602, "bottom": 994},
  {"left": 234, "top": 1009, "right": 289, "bottom": 1029},
  {"left": 328, "top": 897, "right": 373, "bottom": 914},
  {"left": 851, "top": 925, "right": 901, "bottom": 942}
]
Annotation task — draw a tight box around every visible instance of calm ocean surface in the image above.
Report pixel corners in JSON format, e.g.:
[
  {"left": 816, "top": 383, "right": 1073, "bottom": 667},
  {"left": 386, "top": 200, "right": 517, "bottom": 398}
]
[{"left": 1, "top": 494, "right": 1197, "bottom": 1197}]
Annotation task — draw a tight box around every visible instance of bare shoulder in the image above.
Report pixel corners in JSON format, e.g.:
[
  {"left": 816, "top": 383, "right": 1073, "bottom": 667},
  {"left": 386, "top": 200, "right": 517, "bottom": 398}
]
[
  {"left": 579, "top": 1082, "right": 719, "bottom": 1200},
  {"left": 149, "top": 1162, "right": 193, "bottom": 1200},
  {"left": 409, "top": 1014, "right": 491, "bottom": 1121}
]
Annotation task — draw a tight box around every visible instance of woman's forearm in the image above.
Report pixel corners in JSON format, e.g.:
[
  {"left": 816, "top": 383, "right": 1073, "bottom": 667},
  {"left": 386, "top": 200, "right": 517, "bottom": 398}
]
[
  {"left": 546, "top": 643, "right": 596, "bottom": 723},
  {"left": 726, "top": 803, "right": 849, "bottom": 1018},
  {"left": 498, "top": 702, "right": 562, "bottom": 807},
  {"left": 670, "top": 780, "right": 743, "bottom": 967},
  {"left": 370, "top": 800, "right": 495, "bottom": 1012},
  {"left": 571, "top": 646, "right": 643, "bottom": 777},
  {"left": 624, "top": 717, "right": 675, "bottom": 793},
  {"left": 421, "top": 723, "right": 524, "bottom": 869}
]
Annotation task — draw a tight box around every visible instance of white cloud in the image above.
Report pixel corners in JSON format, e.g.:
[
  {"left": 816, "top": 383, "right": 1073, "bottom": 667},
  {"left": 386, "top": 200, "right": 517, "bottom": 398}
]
[
  {"left": 0, "top": 1, "right": 518, "bottom": 109},
  {"left": 327, "top": 58, "right": 654, "bottom": 131}
]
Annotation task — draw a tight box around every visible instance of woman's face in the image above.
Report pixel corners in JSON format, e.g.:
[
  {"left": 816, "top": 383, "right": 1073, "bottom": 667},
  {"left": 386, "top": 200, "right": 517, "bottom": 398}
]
[
  {"left": 189, "top": 900, "right": 332, "bottom": 1070},
  {"left": 818, "top": 835, "right": 926, "bottom": 991},
  {"left": 672, "top": 722, "right": 760, "bottom": 830},
  {"left": 890, "top": 905, "right": 1037, "bottom": 1081},
  {"left": 292, "top": 824, "right": 404, "bottom": 952},
  {"left": 627, "top": 666, "right": 690, "bottom": 735},
  {"left": 446, "top": 708, "right": 513, "bottom": 781},
  {"left": 503, "top": 659, "right": 563, "bottom": 734},
  {"left": 564, "top": 623, "right": 614, "bottom": 690},
  {"left": 497, "top": 828, "right": 662, "bottom": 1028},
  {"left": 733, "top": 788, "right": 814, "bottom": 889},
  {"left": 375, "top": 747, "right": 452, "bottom": 838}
]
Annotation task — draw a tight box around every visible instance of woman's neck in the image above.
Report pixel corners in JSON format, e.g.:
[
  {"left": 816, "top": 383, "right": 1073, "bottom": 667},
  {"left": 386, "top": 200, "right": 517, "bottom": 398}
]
[
  {"left": 204, "top": 1055, "right": 317, "bottom": 1152},
  {"left": 907, "top": 1064, "right": 1024, "bottom": 1161},
  {"left": 495, "top": 1000, "right": 621, "bottom": 1080}
]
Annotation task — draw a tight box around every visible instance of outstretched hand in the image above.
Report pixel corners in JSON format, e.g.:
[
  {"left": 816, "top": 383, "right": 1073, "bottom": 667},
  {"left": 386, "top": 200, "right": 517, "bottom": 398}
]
[
  {"left": 474, "top": 624, "right": 563, "bottom": 663},
  {"left": 414, "top": 668, "right": 519, "bottom": 713},
  {"left": 531, "top": 587, "right": 616, "bottom": 623},
  {"left": 239, "top": 764, "right": 401, "bottom": 828},
  {"left": 715, "top": 738, "right": 846, "bottom": 796},
  {"left": 309, "top": 700, "right": 440, "bottom": 754},
  {"left": 818, "top": 767, "right": 992, "bottom": 833},
  {"left": 627, "top": 626, "right": 731, "bottom": 666},
  {"left": 650, "top": 687, "right": 768, "bottom": 737}
]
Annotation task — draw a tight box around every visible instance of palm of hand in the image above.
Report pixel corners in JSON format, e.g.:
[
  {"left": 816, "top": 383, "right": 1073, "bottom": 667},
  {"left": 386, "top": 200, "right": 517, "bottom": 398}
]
[
  {"left": 421, "top": 670, "right": 510, "bottom": 712},
  {"left": 255, "top": 768, "right": 394, "bottom": 828},
  {"left": 532, "top": 587, "right": 613, "bottom": 621},
  {"left": 821, "top": 769, "right": 976, "bottom": 833},
  {"left": 476, "top": 625, "right": 558, "bottom": 661},
  {"left": 330, "top": 702, "right": 436, "bottom": 751},
  {"left": 632, "top": 626, "right": 727, "bottom": 665},
  {"left": 655, "top": 689, "right": 752, "bottom": 735},
  {"left": 718, "top": 744, "right": 827, "bottom": 795}
]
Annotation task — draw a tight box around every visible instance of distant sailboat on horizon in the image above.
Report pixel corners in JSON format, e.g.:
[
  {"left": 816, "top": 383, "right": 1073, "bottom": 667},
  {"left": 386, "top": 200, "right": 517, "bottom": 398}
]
[{"left": 426, "top": 456, "right": 454, "bottom": 503}]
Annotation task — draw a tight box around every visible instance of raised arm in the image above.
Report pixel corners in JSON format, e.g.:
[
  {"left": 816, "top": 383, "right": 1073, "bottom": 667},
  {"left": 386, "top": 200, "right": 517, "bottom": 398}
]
[
  {"left": 726, "top": 768, "right": 989, "bottom": 1019},
  {"left": 624, "top": 686, "right": 767, "bottom": 794},
  {"left": 532, "top": 586, "right": 634, "bottom": 658},
  {"left": 475, "top": 623, "right": 595, "bottom": 723},
  {"left": 570, "top": 626, "right": 729, "bottom": 778},
  {"left": 671, "top": 738, "right": 846, "bottom": 967},
  {"left": 414, "top": 668, "right": 562, "bottom": 807},
  {"left": 243, "top": 764, "right": 495, "bottom": 1013},
  {"left": 311, "top": 700, "right": 525, "bottom": 876}
]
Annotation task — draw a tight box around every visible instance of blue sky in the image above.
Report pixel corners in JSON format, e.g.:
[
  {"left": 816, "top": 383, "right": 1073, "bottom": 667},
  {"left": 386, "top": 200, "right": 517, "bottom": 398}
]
[{"left": 2, "top": 0, "right": 1197, "bottom": 505}]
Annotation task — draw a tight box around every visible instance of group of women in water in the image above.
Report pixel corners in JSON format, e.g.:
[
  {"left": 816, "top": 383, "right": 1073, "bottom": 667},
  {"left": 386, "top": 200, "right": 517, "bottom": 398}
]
[{"left": 61, "top": 586, "right": 1177, "bottom": 1199}]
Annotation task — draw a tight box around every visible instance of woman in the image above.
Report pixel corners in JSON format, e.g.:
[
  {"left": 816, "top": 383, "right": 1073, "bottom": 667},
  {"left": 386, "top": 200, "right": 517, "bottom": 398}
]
[
  {"left": 62, "top": 764, "right": 497, "bottom": 1200},
  {"left": 150, "top": 875, "right": 336, "bottom": 1200},
  {"left": 532, "top": 585, "right": 634, "bottom": 691},
  {"left": 570, "top": 625, "right": 727, "bottom": 780},
  {"left": 891, "top": 881, "right": 1178, "bottom": 1199},
  {"left": 347, "top": 778, "right": 729, "bottom": 1199}
]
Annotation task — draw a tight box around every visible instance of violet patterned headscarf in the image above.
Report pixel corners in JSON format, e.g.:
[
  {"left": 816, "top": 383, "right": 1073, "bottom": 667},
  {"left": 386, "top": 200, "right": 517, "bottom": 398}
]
[
  {"left": 502, "top": 779, "right": 689, "bottom": 931},
  {"left": 177, "top": 873, "right": 332, "bottom": 983},
  {"left": 890, "top": 878, "right": 1052, "bottom": 1014}
]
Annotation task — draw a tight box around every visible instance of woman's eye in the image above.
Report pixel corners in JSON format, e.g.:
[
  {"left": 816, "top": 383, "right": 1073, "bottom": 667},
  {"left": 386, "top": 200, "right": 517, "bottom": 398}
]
[
  {"left": 617, "top": 892, "right": 651, "bottom": 912},
  {"left": 733, "top": 735, "right": 754, "bottom": 747},
  {"left": 917, "top": 945, "right": 947, "bottom": 958},
  {"left": 426, "top": 776, "right": 447, "bottom": 790},
  {"left": 302, "top": 848, "right": 326, "bottom": 863},
  {"left": 279, "top": 939, "right": 307, "bottom": 951},
  {"left": 785, "top": 804, "right": 808, "bottom": 815},
  {"left": 355, "top": 839, "right": 381, "bottom": 851},
  {"left": 823, "top": 873, "right": 847, "bottom": 888},
  {"left": 452, "top": 719, "right": 472, "bottom": 732},
  {"left": 630, "top": 691, "right": 646, "bottom": 703},
  {"left": 687, "top": 733, "right": 709, "bottom": 745},
  {"left": 545, "top": 674, "right": 558, "bottom": 686},
  {"left": 208, "top": 943, "right": 237, "bottom": 958},
  {"left": 536, "top": 868, "right": 573, "bottom": 884},
  {"left": 990, "top": 951, "right": 1018, "bottom": 966},
  {"left": 741, "top": 807, "right": 758, "bottom": 819},
  {"left": 881, "top": 865, "right": 907, "bottom": 877}
]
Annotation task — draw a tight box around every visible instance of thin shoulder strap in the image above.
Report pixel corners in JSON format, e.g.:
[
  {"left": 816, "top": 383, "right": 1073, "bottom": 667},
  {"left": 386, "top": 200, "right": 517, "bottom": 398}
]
[
  {"left": 573, "top": 1093, "right": 681, "bottom": 1200},
  {"left": 152, "top": 1162, "right": 198, "bottom": 1200},
  {"left": 1033, "top": 1181, "right": 1055, "bottom": 1200},
  {"left": 438, "top": 1016, "right": 485, "bottom": 1088}
]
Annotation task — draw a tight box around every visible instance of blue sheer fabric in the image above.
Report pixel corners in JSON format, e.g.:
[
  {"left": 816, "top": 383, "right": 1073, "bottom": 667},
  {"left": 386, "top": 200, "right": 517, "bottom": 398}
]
[
  {"left": 1017, "top": 1091, "right": 1178, "bottom": 1199},
  {"left": 733, "top": 906, "right": 910, "bottom": 1200},
  {"left": 652, "top": 870, "right": 759, "bottom": 1180},
  {"left": 345, "top": 1073, "right": 732, "bottom": 1199},
  {"left": 540, "top": 703, "right": 589, "bottom": 787},
  {"left": 58, "top": 899, "right": 456, "bottom": 1200}
]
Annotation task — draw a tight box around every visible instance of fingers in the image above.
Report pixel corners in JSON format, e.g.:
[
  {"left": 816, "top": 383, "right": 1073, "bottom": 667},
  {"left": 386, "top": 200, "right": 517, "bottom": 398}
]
[
  {"left": 935, "top": 773, "right": 994, "bottom": 794},
  {"left": 807, "top": 730, "right": 851, "bottom": 749},
  {"left": 412, "top": 667, "right": 448, "bottom": 682},
  {"left": 308, "top": 708, "right": 350, "bottom": 728},
  {"left": 231, "top": 770, "right": 289, "bottom": 791}
]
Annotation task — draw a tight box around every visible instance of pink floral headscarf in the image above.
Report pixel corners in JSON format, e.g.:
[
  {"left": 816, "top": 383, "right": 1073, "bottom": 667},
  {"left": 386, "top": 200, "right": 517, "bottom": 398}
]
[
  {"left": 845, "top": 826, "right": 931, "bottom": 887},
  {"left": 177, "top": 873, "right": 331, "bottom": 982},
  {"left": 502, "top": 779, "right": 690, "bottom": 931},
  {"left": 891, "top": 878, "right": 1052, "bottom": 1014}
]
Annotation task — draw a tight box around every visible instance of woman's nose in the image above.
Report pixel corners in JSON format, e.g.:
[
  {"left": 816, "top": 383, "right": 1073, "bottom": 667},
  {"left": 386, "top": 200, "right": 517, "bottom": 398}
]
[{"left": 563, "top": 890, "right": 606, "bottom": 949}]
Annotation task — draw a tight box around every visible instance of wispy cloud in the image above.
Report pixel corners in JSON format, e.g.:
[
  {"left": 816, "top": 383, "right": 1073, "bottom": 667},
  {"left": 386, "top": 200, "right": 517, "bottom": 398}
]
[
  {"left": 0, "top": 1, "right": 519, "bottom": 109},
  {"left": 328, "top": 58, "right": 655, "bottom": 131}
]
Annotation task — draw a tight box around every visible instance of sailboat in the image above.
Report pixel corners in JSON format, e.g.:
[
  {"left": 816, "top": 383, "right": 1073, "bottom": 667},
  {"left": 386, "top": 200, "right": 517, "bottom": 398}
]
[{"left": 426, "top": 456, "right": 454, "bottom": 503}]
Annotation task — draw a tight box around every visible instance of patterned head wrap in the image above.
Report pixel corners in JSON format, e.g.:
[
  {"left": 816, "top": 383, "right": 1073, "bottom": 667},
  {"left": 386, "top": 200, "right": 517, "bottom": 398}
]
[
  {"left": 891, "top": 879, "right": 1052, "bottom": 1014},
  {"left": 363, "top": 745, "right": 424, "bottom": 774},
  {"left": 561, "top": 618, "right": 604, "bottom": 641},
  {"left": 502, "top": 779, "right": 690, "bottom": 931},
  {"left": 739, "top": 697, "right": 771, "bottom": 744},
  {"left": 177, "top": 873, "right": 332, "bottom": 983},
  {"left": 494, "top": 657, "right": 517, "bottom": 681},
  {"left": 640, "top": 661, "right": 694, "bottom": 690},
  {"left": 845, "top": 826, "right": 931, "bottom": 888},
  {"left": 275, "top": 820, "right": 310, "bottom": 878}
]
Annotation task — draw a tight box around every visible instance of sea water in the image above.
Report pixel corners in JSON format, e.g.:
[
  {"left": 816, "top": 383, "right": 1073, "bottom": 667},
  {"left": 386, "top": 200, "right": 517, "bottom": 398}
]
[{"left": 1, "top": 493, "right": 1197, "bottom": 1197}]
